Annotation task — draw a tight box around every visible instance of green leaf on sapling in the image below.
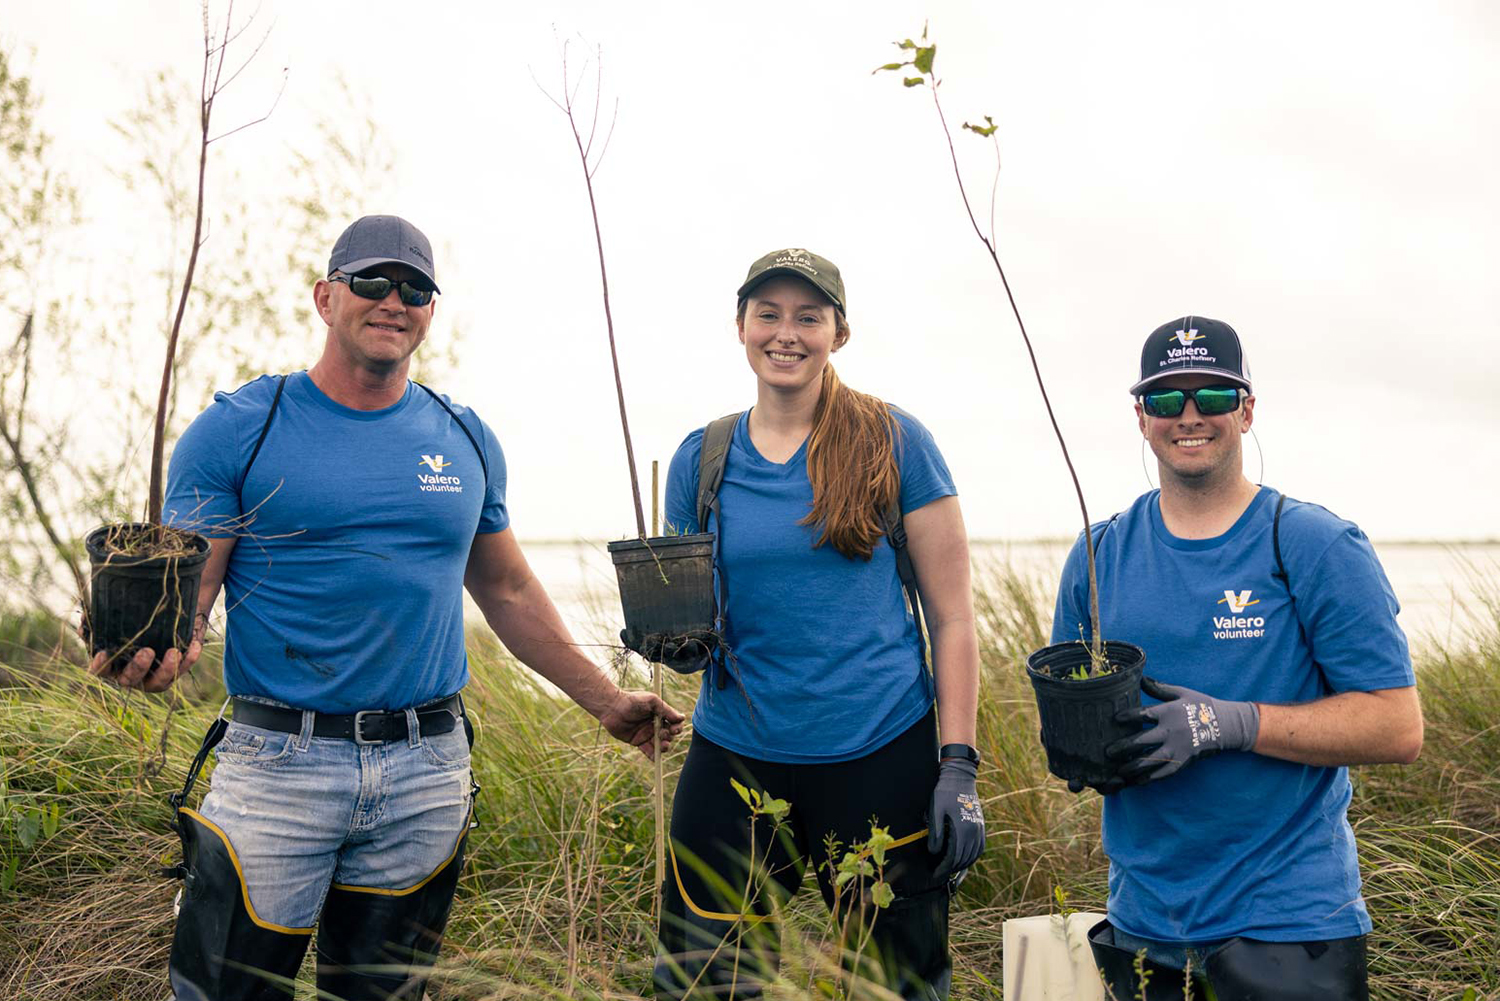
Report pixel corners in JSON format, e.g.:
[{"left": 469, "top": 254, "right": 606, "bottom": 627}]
[
  {"left": 730, "top": 778, "right": 751, "bottom": 807},
  {"left": 962, "top": 116, "right": 999, "bottom": 137},
  {"left": 871, "top": 881, "right": 895, "bottom": 908},
  {"left": 903, "top": 77, "right": 926, "bottom": 88},
  {"left": 913, "top": 46, "right": 936, "bottom": 75},
  {"left": 866, "top": 825, "right": 895, "bottom": 867}
]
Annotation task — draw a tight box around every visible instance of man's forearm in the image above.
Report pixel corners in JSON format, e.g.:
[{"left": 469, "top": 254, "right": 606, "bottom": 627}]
[
  {"left": 1253, "top": 687, "right": 1422, "bottom": 767},
  {"left": 472, "top": 572, "right": 620, "bottom": 719}
]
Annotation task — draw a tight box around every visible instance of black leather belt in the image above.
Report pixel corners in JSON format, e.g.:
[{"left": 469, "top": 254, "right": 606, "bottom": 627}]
[{"left": 230, "top": 694, "right": 462, "bottom": 744}]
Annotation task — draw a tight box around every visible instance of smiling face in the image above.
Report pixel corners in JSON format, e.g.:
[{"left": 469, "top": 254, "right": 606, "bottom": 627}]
[
  {"left": 1136, "top": 373, "right": 1255, "bottom": 488},
  {"left": 313, "top": 262, "right": 435, "bottom": 375},
  {"left": 737, "top": 275, "right": 847, "bottom": 398}
]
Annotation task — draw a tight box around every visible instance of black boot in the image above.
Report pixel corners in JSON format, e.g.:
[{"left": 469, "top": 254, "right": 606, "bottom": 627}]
[
  {"left": 1087, "top": 919, "right": 1203, "bottom": 1001},
  {"left": 314, "top": 829, "right": 469, "bottom": 1001},
  {"left": 168, "top": 808, "right": 313, "bottom": 1001},
  {"left": 1203, "top": 935, "right": 1368, "bottom": 1001}
]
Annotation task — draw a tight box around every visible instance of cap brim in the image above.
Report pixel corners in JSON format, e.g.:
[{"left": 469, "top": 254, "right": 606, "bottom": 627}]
[
  {"left": 1129, "top": 367, "right": 1251, "bottom": 396},
  {"left": 331, "top": 256, "right": 441, "bottom": 293},
  {"left": 736, "top": 267, "right": 842, "bottom": 312}
]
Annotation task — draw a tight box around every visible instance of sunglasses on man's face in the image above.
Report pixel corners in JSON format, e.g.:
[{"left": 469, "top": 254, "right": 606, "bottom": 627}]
[
  {"left": 1139, "top": 385, "right": 1245, "bottom": 418},
  {"left": 329, "top": 273, "right": 435, "bottom": 307}
]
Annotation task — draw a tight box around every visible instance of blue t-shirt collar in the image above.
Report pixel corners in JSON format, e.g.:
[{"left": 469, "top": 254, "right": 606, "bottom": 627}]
[
  {"left": 1148, "top": 485, "right": 1272, "bottom": 552},
  {"left": 734, "top": 408, "right": 808, "bottom": 470},
  {"left": 292, "top": 370, "right": 414, "bottom": 421}
]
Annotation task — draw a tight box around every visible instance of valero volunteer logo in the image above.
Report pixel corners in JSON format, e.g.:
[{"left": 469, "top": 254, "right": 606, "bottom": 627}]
[
  {"left": 1164, "top": 326, "right": 1215, "bottom": 367},
  {"left": 774, "top": 249, "right": 819, "bottom": 276},
  {"left": 1213, "top": 589, "right": 1265, "bottom": 640},
  {"left": 417, "top": 453, "right": 462, "bottom": 494}
]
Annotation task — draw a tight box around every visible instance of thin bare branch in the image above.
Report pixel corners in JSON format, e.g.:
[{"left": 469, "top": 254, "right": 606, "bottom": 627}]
[
  {"left": 545, "top": 42, "right": 646, "bottom": 538},
  {"left": 928, "top": 82, "right": 1104, "bottom": 656},
  {"left": 208, "top": 66, "right": 287, "bottom": 144},
  {"left": 987, "top": 135, "right": 1000, "bottom": 250},
  {"left": 211, "top": 16, "right": 277, "bottom": 96},
  {"left": 586, "top": 98, "right": 620, "bottom": 182},
  {"left": 530, "top": 65, "right": 569, "bottom": 113},
  {"left": 217, "top": 0, "right": 265, "bottom": 50},
  {"left": 148, "top": 0, "right": 277, "bottom": 524},
  {"left": 582, "top": 47, "right": 604, "bottom": 162}
]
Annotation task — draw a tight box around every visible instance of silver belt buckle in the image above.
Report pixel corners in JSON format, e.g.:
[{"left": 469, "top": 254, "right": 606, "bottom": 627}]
[{"left": 353, "top": 710, "right": 380, "bottom": 745}]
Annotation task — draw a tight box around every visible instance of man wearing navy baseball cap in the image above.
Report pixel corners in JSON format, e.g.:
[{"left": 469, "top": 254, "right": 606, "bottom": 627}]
[
  {"left": 88, "top": 215, "right": 686, "bottom": 999},
  {"left": 1046, "top": 315, "right": 1422, "bottom": 999}
]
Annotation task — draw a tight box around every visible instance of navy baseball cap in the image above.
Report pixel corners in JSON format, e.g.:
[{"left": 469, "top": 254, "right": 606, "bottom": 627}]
[
  {"left": 1130, "top": 316, "right": 1252, "bottom": 395},
  {"left": 327, "top": 215, "right": 440, "bottom": 292}
]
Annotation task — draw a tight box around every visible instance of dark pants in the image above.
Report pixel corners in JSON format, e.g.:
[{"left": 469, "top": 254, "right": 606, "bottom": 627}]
[
  {"left": 1089, "top": 918, "right": 1369, "bottom": 1001},
  {"left": 655, "top": 711, "right": 950, "bottom": 1000}
]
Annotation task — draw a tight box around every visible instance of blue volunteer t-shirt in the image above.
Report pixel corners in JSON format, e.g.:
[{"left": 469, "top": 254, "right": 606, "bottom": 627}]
[
  {"left": 665, "top": 408, "right": 955, "bottom": 763},
  {"left": 1050, "top": 486, "right": 1414, "bottom": 943},
  {"left": 164, "top": 372, "right": 508, "bottom": 713}
]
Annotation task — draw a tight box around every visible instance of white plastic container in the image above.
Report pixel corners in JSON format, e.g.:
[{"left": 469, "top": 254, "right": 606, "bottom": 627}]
[{"left": 1002, "top": 911, "right": 1107, "bottom": 1000}]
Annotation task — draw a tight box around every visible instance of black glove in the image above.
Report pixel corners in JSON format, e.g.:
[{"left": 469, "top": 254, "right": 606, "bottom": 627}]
[
  {"left": 1066, "top": 775, "right": 1127, "bottom": 796},
  {"left": 619, "top": 628, "right": 713, "bottom": 674},
  {"left": 927, "top": 759, "right": 985, "bottom": 881},
  {"left": 1107, "top": 675, "right": 1260, "bottom": 785}
]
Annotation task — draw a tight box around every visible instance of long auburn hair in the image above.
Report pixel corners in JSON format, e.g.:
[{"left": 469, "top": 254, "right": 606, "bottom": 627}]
[{"left": 738, "top": 299, "right": 902, "bottom": 561}]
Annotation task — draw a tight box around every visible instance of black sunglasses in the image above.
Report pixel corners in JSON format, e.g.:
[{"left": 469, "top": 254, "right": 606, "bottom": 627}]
[
  {"left": 329, "top": 273, "right": 435, "bottom": 307},
  {"left": 1139, "top": 385, "right": 1245, "bottom": 418}
]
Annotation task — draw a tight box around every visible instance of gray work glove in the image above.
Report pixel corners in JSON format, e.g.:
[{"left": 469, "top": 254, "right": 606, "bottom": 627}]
[
  {"left": 1107, "top": 676, "right": 1260, "bottom": 785},
  {"left": 927, "top": 759, "right": 985, "bottom": 881}
]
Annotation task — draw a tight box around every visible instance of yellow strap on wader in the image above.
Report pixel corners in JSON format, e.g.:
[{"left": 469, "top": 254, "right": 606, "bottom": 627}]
[{"left": 669, "top": 827, "right": 929, "bottom": 924}]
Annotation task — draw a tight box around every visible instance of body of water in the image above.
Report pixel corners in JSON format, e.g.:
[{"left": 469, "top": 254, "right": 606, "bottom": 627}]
[{"left": 491, "top": 540, "right": 1500, "bottom": 656}]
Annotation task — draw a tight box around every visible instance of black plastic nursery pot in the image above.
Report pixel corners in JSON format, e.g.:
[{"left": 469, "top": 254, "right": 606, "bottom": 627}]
[
  {"left": 85, "top": 522, "right": 211, "bottom": 668},
  {"left": 607, "top": 533, "right": 717, "bottom": 671},
  {"left": 1026, "top": 640, "right": 1147, "bottom": 786}
]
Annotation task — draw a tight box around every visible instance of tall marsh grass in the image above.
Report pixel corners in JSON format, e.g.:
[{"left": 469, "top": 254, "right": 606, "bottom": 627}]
[{"left": 0, "top": 564, "right": 1495, "bottom": 999}]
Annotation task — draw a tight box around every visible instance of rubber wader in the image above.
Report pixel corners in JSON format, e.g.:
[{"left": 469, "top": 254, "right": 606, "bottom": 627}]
[
  {"left": 167, "top": 714, "right": 479, "bottom": 1001},
  {"left": 314, "top": 818, "right": 471, "bottom": 1001},
  {"left": 1088, "top": 918, "right": 1369, "bottom": 1001},
  {"left": 167, "top": 719, "right": 312, "bottom": 1001}
]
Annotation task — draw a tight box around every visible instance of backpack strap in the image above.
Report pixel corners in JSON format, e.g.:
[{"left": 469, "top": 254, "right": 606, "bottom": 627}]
[
  {"left": 695, "top": 413, "right": 742, "bottom": 691},
  {"left": 1091, "top": 513, "right": 1121, "bottom": 555},
  {"left": 881, "top": 502, "right": 932, "bottom": 676},
  {"left": 415, "top": 382, "right": 489, "bottom": 487},
  {"left": 239, "top": 373, "right": 288, "bottom": 494},
  {"left": 696, "top": 412, "right": 742, "bottom": 533},
  {"left": 1271, "top": 491, "right": 1289, "bottom": 585}
]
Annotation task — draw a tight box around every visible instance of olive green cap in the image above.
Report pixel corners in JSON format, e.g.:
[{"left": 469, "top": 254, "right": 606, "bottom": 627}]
[{"left": 736, "top": 248, "right": 846, "bottom": 315}]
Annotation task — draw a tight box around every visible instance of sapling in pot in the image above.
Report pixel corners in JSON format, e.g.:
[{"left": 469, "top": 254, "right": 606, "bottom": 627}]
[
  {"left": 541, "top": 47, "right": 718, "bottom": 672},
  {"left": 85, "top": 2, "right": 279, "bottom": 672},
  {"left": 878, "top": 27, "right": 1144, "bottom": 785}
]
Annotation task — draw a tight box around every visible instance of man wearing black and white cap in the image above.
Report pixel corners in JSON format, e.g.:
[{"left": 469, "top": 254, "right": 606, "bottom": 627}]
[
  {"left": 88, "top": 215, "right": 685, "bottom": 1000},
  {"left": 1046, "top": 316, "right": 1423, "bottom": 999}
]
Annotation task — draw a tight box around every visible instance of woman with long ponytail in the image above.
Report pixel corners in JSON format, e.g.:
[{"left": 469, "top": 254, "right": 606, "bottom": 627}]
[{"left": 649, "top": 249, "right": 983, "bottom": 1000}]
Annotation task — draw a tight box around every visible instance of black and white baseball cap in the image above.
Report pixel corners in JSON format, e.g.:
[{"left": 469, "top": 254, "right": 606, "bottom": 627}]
[{"left": 1130, "top": 316, "right": 1252, "bottom": 395}]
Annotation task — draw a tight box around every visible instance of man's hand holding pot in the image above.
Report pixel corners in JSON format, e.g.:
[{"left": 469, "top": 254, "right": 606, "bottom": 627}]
[
  {"left": 86, "top": 610, "right": 207, "bottom": 693},
  {"left": 1107, "top": 676, "right": 1260, "bottom": 785}
]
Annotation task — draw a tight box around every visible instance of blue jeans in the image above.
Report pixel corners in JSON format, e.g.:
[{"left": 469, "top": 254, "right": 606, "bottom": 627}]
[{"left": 196, "top": 703, "right": 472, "bottom": 929}]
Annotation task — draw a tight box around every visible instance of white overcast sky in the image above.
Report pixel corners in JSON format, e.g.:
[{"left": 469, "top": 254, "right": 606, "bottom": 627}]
[{"left": 6, "top": 1, "right": 1499, "bottom": 542}]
